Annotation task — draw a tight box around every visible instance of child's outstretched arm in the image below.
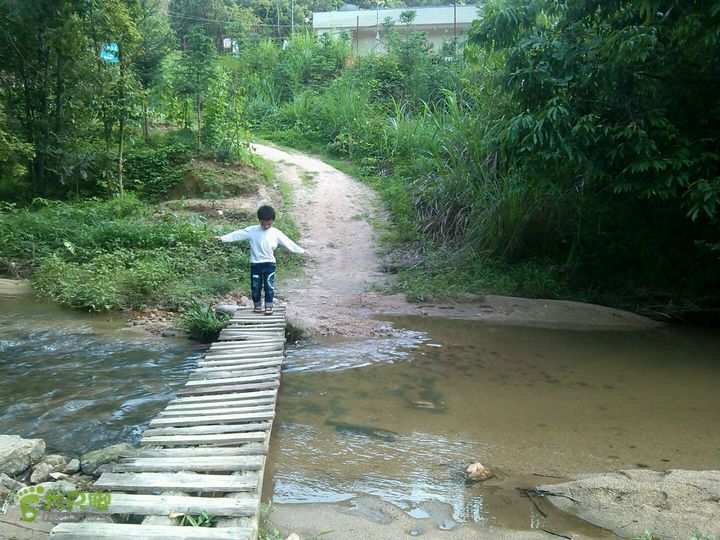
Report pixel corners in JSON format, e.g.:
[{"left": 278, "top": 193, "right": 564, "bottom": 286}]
[
  {"left": 276, "top": 230, "right": 305, "bottom": 255},
  {"left": 215, "top": 227, "right": 252, "bottom": 243}
]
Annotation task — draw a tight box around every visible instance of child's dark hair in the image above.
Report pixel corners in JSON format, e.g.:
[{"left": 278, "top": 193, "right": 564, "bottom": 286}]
[{"left": 257, "top": 205, "right": 276, "bottom": 221}]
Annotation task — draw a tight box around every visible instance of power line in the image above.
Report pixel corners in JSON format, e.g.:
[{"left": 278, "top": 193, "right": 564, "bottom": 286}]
[{"left": 166, "top": 10, "right": 299, "bottom": 28}]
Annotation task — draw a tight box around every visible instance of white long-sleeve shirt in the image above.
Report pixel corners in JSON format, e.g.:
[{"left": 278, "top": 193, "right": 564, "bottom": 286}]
[{"left": 220, "top": 225, "right": 305, "bottom": 263}]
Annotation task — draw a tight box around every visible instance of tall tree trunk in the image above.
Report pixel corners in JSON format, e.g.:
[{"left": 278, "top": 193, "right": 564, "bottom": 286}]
[
  {"left": 196, "top": 69, "right": 201, "bottom": 149},
  {"left": 118, "top": 117, "right": 125, "bottom": 196},
  {"left": 196, "top": 92, "right": 201, "bottom": 149},
  {"left": 143, "top": 91, "right": 149, "bottom": 142},
  {"left": 54, "top": 54, "right": 65, "bottom": 186},
  {"left": 36, "top": 46, "right": 52, "bottom": 196},
  {"left": 20, "top": 68, "right": 36, "bottom": 185},
  {"left": 117, "top": 45, "right": 125, "bottom": 196}
]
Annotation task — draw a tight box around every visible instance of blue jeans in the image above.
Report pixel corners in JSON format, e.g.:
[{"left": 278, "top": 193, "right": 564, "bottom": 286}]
[{"left": 250, "top": 263, "right": 276, "bottom": 308}]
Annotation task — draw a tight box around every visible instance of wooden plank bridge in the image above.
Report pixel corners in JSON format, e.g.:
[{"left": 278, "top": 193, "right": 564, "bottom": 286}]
[{"left": 49, "top": 306, "right": 287, "bottom": 539}]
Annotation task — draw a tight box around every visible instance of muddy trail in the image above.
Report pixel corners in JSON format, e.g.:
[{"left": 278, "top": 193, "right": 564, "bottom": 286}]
[{"left": 251, "top": 143, "right": 659, "bottom": 336}]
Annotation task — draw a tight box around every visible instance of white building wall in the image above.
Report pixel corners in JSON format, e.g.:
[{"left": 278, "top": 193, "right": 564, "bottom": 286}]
[{"left": 313, "top": 4, "right": 481, "bottom": 54}]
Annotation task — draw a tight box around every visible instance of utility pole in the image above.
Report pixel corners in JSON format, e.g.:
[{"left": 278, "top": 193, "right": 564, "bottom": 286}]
[
  {"left": 291, "top": 0, "right": 294, "bottom": 34},
  {"left": 453, "top": 1, "right": 457, "bottom": 42},
  {"left": 277, "top": 0, "right": 281, "bottom": 39},
  {"left": 375, "top": 0, "right": 380, "bottom": 52},
  {"left": 356, "top": 15, "right": 360, "bottom": 56}
]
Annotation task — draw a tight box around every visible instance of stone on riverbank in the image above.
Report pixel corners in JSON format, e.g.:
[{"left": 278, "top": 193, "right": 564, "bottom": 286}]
[
  {"left": 215, "top": 304, "right": 239, "bottom": 315},
  {"left": 0, "top": 472, "right": 26, "bottom": 492},
  {"left": 29, "top": 455, "right": 68, "bottom": 484},
  {"left": 63, "top": 459, "right": 80, "bottom": 475},
  {"left": 30, "top": 463, "right": 54, "bottom": 484},
  {"left": 0, "top": 435, "right": 45, "bottom": 476},
  {"left": 539, "top": 469, "right": 720, "bottom": 539},
  {"left": 80, "top": 443, "right": 136, "bottom": 476}
]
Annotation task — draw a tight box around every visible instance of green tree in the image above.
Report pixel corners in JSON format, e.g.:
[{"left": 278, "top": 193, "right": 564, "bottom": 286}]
[
  {"left": 135, "top": 0, "right": 175, "bottom": 141},
  {"left": 0, "top": 0, "right": 94, "bottom": 197},
  {"left": 175, "top": 26, "right": 219, "bottom": 149}
]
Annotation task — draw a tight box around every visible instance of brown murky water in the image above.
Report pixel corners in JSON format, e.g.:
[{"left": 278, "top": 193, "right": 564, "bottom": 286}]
[{"left": 265, "top": 316, "right": 720, "bottom": 535}]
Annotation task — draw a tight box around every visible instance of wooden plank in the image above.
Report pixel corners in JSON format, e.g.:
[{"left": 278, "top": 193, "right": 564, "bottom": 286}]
[
  {"left": 220, "top": 329, "right": 284, "bottom": 335},
  {"left": 135, "top": 445, "right": 267, "bottom": 457},
  {"left": 228, "top": 323, "right": 286, "bottom": 328},
  {"left": 209, "top": 340, "right": 284, "bottom": 348},
  {"left": 141, "top": 432, "right": 266, "bottom": 446},
  {"left": 142, "top": 421, "right": 272, "bottom": 437},
  {"left": 165, "top": 398, "right": 275, "bottom": 411},
  {"left": 191, "top": 366, "right": 280, "bottom": 377},
  {"left": 159, "top": 404, "right": 274, "bottom": 417},
  {"left": 50, "top": 522, "right": 253, "bottom": 539},
  {"left": 197, "top": 360, "right": 283, "bottom": 371},
  {"left": 63, "top": 492, "right": 256, "bottom": 517},
  {"left": 213, "top": 341, "right": 283, "bottom": 349},
  {"left": 191, "top": 373, "right": 279, "bottom": 384},
  {"left": 198, "top": 350, "right": 285, "bottom": 365},
  {"left": 176, "top": 381, "right": 279, "bottom": 395},
  {"left": 229, "top": 318, "right": 286, "bottom": 322},
  {"left": 222, "top": 328, "right": 285, "bottom": 332},
  {"left": 205, "top": 346, "right": 285, "bottom": 356},
  {"left": 95, "top": 471, "right": 258, "bottom": 493},
  {"left": 185, "top": 373, "right": 279, "bottom": 387},
  {"left": 170, "top": 389, "right": 277, "bottom": 404},
  {"left": 203, "top": 352, "right": 283, "bottom": 362},
  {"left": 190, "top": 368, "right": 280, "bottom": 381},
  {"left": 203, "top": 355, "right": 282, "bottom": 363},
  {"left": 219, "top": 333, "right": 284, "bottom": 339},
  {"left": 191, "top": 371, "right": 279, "bottom": 382},
  {"left": 113, "top": 455, "right": 264, "bottom": 473},
  {"left": 149, "top": 411, "right": 274, "bottom": 428}
]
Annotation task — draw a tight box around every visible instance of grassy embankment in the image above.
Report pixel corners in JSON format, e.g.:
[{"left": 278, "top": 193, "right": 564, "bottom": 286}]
[
  {"left": 255, "top": 136, "right": 572, "bottom": 305},
  {"left": 0, "top": 130, "right": 302, "bottom": 329}
]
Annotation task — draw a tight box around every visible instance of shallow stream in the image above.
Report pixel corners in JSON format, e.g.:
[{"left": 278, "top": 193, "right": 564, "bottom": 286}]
[
  {"left": 266, "top": 316, "right": 720, "bottom": 535},
  {"left": 0, "top": 298, "right": 200, "bottom": 454},
  {"left": 1, "top": 298, "right": 719, "bottom": 536}
]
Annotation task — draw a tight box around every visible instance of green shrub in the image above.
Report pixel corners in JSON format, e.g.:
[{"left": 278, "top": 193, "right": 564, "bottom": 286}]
[
  {"left": 124, "top": 143, "right": 193, "bottom": 200},
  {"left": 179, "top": 300, "right": 229, "bottom": 341}
]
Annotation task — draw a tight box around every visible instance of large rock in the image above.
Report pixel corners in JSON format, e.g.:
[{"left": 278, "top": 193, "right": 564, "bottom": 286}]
[
  {"left": 0, "top": 435, "right": 45, "bottom": 476},
  {"left": 539, "top": 469, "right": 720, "bottom": 539},
  {"left": 80, "top": 443, "right": 136, "bottom": 476}
]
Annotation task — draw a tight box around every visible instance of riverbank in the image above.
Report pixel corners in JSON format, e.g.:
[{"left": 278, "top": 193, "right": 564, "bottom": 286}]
[{"left": 252, "top": 143, "right": 660, "bottom": 338}]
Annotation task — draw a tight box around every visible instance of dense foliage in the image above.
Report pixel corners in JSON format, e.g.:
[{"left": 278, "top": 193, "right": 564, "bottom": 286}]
[
  {"left": 242, "top": 2, "right": 720, "bottom": 314},
  {"left": 0, "top": 196, "right": 249, "bottom": 310},
  {"left": 0, "top": 0, "right": 718, "bottom": 317}
]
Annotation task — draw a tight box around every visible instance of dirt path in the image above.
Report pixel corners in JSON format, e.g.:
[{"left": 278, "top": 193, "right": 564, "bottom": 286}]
[{"left": 252, "top": 143, "right": 661, "bottom": 336}]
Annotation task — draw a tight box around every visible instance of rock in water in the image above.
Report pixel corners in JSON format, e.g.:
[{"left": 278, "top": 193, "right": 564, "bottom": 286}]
[
  {"left": 81, "top": 443, "right": 136, "bottom": 476},
  {"left": 465, "top": 462, "right": 494, "bottom": 481},
  {"left": 0, "top": 435, "right": 45, "bottom": 476},
  {"left": 539, "top": 469, "right": 720, "bottom": 539}
]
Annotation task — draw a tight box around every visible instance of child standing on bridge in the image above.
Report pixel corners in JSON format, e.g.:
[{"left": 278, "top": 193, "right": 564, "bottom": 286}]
[{"left": 215, "top": 205, "right": 305, "bottom": 315}]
